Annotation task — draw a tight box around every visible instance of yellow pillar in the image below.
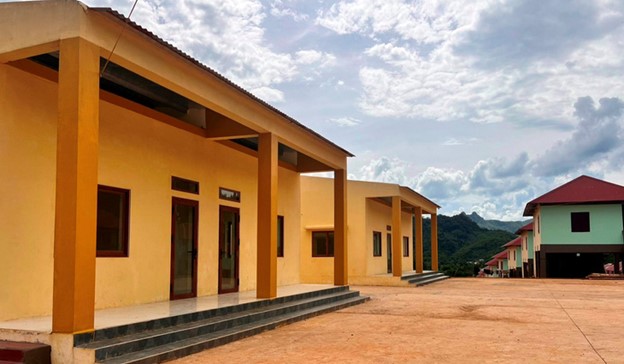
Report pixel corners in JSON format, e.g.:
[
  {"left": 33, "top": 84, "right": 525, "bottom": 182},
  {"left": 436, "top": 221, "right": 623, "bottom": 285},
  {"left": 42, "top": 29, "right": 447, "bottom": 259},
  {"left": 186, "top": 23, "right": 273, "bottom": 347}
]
[
  {"left": 333, "top": 169, "right": 348, "bottom": 285},
  {"left": 431, "top": 213, "right": 439, "bottom": 271},
  {"left": 391, "top": 196, "right": 402, "bottom": 277},
  {"left": 256, "top": 133, "right": 278, "bottom": 299},
  {"left": 52, "top": 38, "right": 100, "bottom": 334},
  {"left": 414, "top": 207, "right": 423, "bottom": 273}
]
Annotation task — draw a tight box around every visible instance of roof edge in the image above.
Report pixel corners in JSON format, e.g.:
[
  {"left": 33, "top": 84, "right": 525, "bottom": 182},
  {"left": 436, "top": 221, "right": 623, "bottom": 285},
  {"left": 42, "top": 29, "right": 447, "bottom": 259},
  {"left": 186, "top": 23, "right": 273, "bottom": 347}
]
[{"left": 90, "top": 6, "right": 354, "bottom": 158}]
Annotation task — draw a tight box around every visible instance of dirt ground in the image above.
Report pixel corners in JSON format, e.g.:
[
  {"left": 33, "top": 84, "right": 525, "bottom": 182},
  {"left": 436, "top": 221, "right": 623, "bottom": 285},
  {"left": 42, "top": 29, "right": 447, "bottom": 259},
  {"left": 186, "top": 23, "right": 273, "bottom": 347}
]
[{"left": 171, "top": 279, "right": 624, "bottom": 363}]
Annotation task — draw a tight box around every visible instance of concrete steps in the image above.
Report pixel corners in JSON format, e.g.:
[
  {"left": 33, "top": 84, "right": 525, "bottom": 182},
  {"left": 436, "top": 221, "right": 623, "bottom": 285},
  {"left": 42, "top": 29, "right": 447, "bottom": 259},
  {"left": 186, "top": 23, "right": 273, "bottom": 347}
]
[
  {"left": 401, "top": 272, "right": 450, "bottom": 287},
  {"left": 74, "top": 286, "right": 368, "bottom": 364}
]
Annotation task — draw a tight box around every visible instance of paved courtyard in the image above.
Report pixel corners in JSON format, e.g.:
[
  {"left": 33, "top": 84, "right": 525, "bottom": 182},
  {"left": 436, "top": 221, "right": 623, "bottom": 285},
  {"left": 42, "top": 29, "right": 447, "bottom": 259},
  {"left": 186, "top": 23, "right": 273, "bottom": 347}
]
[{"left": 172, "top": 278, "right": 624, "bottom": 363}]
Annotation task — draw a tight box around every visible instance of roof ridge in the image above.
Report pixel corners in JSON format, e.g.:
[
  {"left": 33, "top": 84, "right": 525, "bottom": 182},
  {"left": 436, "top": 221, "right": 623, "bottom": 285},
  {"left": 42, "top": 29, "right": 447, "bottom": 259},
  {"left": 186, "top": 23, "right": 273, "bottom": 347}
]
[{"left": 523, "top": 175, "right": 624, "bottom": 216}]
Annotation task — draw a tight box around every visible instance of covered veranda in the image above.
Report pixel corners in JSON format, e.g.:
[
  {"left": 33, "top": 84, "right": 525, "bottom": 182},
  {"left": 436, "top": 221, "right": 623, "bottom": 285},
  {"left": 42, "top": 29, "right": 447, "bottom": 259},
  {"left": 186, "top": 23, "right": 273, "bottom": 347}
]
[{"left": 0, "top": 0, "right": 352, "bottom": 339}]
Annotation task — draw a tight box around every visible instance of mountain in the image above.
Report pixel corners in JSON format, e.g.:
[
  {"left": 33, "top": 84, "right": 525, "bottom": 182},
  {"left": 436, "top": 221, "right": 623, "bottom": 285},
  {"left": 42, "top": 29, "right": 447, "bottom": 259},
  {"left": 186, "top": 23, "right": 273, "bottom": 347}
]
[
  {"left": 464, "top": 212, "right": 529, "bottom": 233},
  {"left": 421, "top": 213, "right": 517, "bottom": 276}
]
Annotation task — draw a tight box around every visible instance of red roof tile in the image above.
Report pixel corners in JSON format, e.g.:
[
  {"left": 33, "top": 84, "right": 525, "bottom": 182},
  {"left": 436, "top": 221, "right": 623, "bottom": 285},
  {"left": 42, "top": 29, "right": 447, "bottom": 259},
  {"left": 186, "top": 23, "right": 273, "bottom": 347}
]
[
  {"left": 515, "top": 221, "right": 533, "bottom": 235},
  {"left": 485, "top": 259, "right": 498, "bottom": 267},
  {"left": 523, "top": 175, "right": 624, "bottom": 216},
  {"left": 492, "top": 251, "right": 508, "bottom": 260},
  {"left": 503, "top": 237, "right": 522, "bottom": 247}
]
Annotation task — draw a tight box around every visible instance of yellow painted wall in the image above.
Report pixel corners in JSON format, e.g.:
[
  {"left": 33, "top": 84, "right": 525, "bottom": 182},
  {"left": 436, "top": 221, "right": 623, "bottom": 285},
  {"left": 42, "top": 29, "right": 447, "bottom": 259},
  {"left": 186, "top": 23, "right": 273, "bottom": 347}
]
[
  {"left": 0, "top": 64, "right": 56, "bottom": 321},
  {"left": 98, "top": 90, "right": 303, "bottom": 307},
  {"left": 0, "top": 65, "right": 302, "bottom": 320},
  {"left": 507, "top": 247, "right": 516, "bottom": 270},
  {"left": 300, "top": 176, "right": 415, "bottom": 284},
  {"left": 300, "top": 177, "right": 334, "bottom": 283},
  {"left": 533, "top": 207, "right": 541, "bottom": 252},
  {"left": 521, "top": 233, "right": 529, "bottom": 263}
]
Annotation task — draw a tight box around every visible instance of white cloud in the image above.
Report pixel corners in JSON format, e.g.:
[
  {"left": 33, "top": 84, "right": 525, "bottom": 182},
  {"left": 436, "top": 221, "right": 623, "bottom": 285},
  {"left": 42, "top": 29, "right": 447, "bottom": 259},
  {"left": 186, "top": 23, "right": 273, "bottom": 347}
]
[
  {"left": 270, "top": 1, "right": 309, "bottom": 22},
  {"left": 442, "top": 138, "right": 462, "bottom": 146},
  {"left": 350, "top": 96, "right": 624, "bottom": 220},
  {"left": 248, "top": 86, "right": 285, "bottom": 103},
  {"left": 317, "top": 0, "right": 624, "bottom": 127},
  {"left": 442, "top": 137, "right": 478, "bottom": 146},
  {"left": 295, "top": 50, "right": 336, "bottom": 69},
  {"left": 532, "top": 96, "right": 624, "bottom": 176},
  {"left": 80, "top": 0, "right": 338, "bottom": 104},
  {"left": 329, "top": 117, "right": 361, "bottom": 127},
  {"left": 316, "top": 0, "right": 480, "bottom": 44},
  {"left": 356, "top": 157, "right": 413, "bottom": 185}
]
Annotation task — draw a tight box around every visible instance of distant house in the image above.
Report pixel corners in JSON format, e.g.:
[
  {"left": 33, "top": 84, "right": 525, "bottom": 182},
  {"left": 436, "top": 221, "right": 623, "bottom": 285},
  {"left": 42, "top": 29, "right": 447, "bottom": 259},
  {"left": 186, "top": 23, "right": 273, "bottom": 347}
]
[
  {"left": 516, "top": 222, "right": 534, "bottom": 278},
  {"left": 300, "top": 176, "right": 440, "bottom": 285},
  {"left": 492, "top": 251, "right": 509, "bottom": 277},
  {"left": 503, "top": 237, "right": 523, "bottom": 277},
  {"left": 485, "top": 258, "right": 499, "bottom": 276},
  {"left": 523, "top": 175, "right": 624, "bottom": 278}
]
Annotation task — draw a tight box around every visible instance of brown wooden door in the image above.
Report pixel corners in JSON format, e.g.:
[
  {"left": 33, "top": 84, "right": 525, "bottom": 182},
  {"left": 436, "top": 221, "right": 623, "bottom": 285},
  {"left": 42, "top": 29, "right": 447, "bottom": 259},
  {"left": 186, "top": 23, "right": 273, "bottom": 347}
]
[
  {"left": 387, "top": 233, "right": 392, "bottom": 274},
  {"left": 170, "top": 198, "right": 198, "bottom": 300},
  {"left": 219, "top": 205, "right": 240, "bottom": 293}
]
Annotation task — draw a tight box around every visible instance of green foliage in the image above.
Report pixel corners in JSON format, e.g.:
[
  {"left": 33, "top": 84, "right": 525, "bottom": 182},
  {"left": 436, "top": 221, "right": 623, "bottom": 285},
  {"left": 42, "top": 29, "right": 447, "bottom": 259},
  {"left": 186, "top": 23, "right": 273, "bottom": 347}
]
[
  {"left": 440, "top": 261, "right": 478, "bottom": 277},
  {"left": 420, "top": 213, "right": 517, "bottom": 276}
]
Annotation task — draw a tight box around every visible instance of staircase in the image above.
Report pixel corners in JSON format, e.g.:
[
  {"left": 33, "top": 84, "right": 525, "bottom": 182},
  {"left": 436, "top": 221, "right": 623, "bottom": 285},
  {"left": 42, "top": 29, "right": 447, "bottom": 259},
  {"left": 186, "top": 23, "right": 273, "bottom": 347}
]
[
  {"left": 74, "top": 286, "right": 368, "bottom": 363},
  {"left": 402, "top": 272, "right": 449, "bottom": 287}
]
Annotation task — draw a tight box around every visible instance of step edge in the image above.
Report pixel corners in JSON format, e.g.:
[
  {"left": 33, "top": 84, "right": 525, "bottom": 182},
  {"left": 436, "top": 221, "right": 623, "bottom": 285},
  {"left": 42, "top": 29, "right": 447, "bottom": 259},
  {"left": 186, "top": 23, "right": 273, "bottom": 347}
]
[{"left": 98, "top": 296, "right": 368, "bottom": 364}]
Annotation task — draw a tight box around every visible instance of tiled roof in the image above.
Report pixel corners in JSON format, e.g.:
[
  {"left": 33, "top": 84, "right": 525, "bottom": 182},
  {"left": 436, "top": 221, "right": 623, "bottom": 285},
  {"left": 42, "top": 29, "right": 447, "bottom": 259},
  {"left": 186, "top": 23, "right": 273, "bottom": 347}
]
[
  {"left": 485, "top": 259, "right": 498, "bottom": 267},
  {"left": 515, "top": 221, "right": 533, "bottom": 235},
  {"left": 523, "top": 175, "right": 624, "bottom": 216},
  {"left": 503, "top": 237, "right": 522, "bottom": 247},
  {"left": 91, "top": 7, "right": 354, "bottom": 157},
  {"left": 492, "top": 251, "right": 508, "bottom": 260}
]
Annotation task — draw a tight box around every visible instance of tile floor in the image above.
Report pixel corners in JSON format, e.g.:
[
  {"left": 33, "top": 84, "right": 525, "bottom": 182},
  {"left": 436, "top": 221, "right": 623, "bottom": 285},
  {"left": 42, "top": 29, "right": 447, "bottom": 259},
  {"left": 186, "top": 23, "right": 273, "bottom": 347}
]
[{"left": 0, "top": 284, "right": 334, "bottom": 333}]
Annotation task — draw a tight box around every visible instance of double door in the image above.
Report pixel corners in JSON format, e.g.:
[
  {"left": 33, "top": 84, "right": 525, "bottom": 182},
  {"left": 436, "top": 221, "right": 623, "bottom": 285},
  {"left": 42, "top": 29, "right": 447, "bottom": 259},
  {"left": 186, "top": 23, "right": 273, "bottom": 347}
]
[{"left": 170, "top": 201, "right": 241, "bottom": 299}]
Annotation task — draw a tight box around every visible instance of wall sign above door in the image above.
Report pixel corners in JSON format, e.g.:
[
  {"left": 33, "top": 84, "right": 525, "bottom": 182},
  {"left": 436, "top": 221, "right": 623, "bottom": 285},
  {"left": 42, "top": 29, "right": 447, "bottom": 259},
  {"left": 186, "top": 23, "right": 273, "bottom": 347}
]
[{"left": 219, "top": 187, "right": 241, "bottom": 202}]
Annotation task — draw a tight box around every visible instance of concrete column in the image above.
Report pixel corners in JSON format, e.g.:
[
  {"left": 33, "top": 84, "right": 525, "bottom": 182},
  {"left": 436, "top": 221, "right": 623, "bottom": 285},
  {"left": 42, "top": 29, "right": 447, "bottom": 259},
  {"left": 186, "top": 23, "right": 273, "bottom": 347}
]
[
  {"left": 52, "top": 38, "right": 100, "bottom": 334},
  {"left": 431, "top": 213, "right": 439, "bottom": 271},
  {"left": 391, "top": 196, "right": 402, "bottom": 277},
  {"left": 256, "top": 133, "right": 278, "bottom": 298},
  {"left": 414, "top": 207, "right": 423, "bottom": 274},
  {"left": 334, "top": 169, "right": 348, "bottom": 285}
]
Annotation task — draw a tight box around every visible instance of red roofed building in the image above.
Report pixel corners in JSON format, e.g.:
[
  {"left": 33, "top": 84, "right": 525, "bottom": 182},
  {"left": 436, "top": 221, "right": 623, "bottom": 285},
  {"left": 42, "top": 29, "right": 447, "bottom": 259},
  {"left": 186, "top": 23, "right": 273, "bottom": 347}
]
[
  {"left": 484, "top": 258, "right": 499, "bottom": 276},
  {"left": 503, "top": 237, "right": 523, "bottom": 277},
  {"left": 492, "top": 251, "right": 509, "bottom": 277},
  {"left": 515, "top": 222, "right": 535, "bottom": 278},
  {"left": 523, "top": 175, "right": 624, "bottom": 278}
]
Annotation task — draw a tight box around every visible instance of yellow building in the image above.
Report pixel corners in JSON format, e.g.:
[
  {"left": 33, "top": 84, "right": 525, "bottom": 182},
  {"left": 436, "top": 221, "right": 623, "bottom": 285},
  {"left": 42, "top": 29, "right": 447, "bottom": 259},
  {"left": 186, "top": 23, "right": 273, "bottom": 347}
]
[
  {"left": 300, "top": 177, "right": 440, "bottom": 285},
  {"left": 0, "top": 0, "right": 352, "bottom": 352}
]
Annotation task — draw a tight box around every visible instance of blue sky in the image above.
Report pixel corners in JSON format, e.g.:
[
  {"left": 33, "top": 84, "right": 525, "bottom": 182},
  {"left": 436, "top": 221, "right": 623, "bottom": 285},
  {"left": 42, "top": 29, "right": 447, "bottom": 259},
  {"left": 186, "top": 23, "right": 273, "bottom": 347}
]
[{"left": 21, "top": 0, "right": 624, "bottom": 220}]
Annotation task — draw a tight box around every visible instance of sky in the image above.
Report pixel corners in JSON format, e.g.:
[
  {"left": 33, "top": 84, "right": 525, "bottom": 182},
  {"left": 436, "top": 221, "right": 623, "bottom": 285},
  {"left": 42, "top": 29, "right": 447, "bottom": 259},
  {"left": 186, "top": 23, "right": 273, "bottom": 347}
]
[{"left": 18, "top": 0, "right": 624, "bottom": 220}]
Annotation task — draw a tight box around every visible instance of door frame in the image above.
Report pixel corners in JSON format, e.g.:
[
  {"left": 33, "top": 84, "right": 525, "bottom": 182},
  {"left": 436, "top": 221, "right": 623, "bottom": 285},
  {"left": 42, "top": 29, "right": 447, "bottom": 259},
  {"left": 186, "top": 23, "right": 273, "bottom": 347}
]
[
  {"left": 170, "top": 197, "right": 199, "bottom": 300},
  {"left": 386, "top": 233, "right": 392, "bottom": 274},
  {"left": 218, "top": 205, "right": 240, "bottom": 294}
]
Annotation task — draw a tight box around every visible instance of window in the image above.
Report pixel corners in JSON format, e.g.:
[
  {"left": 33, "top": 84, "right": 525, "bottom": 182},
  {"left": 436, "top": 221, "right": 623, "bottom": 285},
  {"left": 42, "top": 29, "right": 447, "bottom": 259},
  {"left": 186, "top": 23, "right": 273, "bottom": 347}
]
[
  {"left": 171, "top": 176, "right": 199, "bottom": 194},
  {"left": 277, "top": 215, "right": 284, "bottom": 257},
  {"left": 403, "top": 236, "right": 409, "bottom": 257},
  {"left": 537, "top": 215, "right": 540, "bottom": 234},
  {"left": 312, "top": 231, "right": 334, "bottom": 257},
  {"left": 97, "top": 185, "right": 129, "bottom": 257},
  {"left": 571, "top": 212, "right": 590, "bottom": 232},
  {"left": 373, "top": 231, "right": 382, "bottom": 256}
]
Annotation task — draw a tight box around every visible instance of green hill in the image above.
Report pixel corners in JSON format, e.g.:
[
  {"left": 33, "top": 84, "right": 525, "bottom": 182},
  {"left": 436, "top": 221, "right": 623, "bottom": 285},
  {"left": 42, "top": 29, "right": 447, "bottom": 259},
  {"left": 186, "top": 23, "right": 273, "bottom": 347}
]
[
  {"left": 465, "top": 211, "right": 529, "bottom": 233},
  {"left": 421, "top": 213, "right": 516, "bottom": 276}
]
